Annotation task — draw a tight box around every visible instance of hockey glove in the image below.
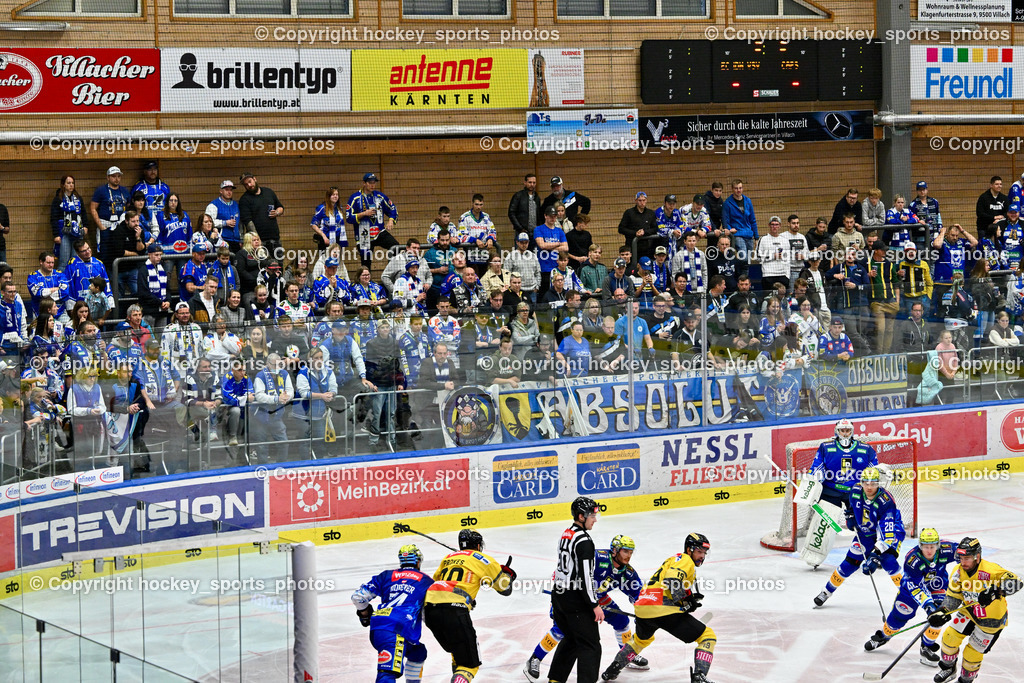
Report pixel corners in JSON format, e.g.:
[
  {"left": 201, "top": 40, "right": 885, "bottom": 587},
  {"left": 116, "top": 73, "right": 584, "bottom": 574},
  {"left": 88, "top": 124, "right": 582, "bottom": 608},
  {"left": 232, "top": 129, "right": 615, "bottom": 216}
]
[
  {"left": 928, "top": 610, "right": 952, "bottom": 628},
  {"left": 356, "top": 606, "right": 373, "bottom": 627},
  {"left": 924, "top": 601, "right": 940, "bottom": 616},
  {"left": 681, "top": 591, "right": 705, "bottom": 613},
  {"left": 500, "top": 556, "right": 518, "bottom": 582},
  {"left": 978, "top": 585, "right": 1001, "bottom": 607},
  {"left": 861, "top": 554, "right": 881, "bottom": 576},
  {"left": 843, "top": 508, "right": 856, "bottom": 532}
]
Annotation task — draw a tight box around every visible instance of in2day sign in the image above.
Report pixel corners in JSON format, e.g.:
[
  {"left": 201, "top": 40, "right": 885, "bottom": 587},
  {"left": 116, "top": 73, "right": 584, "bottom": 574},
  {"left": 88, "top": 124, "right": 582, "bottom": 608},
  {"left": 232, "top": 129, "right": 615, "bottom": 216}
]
[{"left": 0, "top": 49, "right": 159, "bottom": 113}]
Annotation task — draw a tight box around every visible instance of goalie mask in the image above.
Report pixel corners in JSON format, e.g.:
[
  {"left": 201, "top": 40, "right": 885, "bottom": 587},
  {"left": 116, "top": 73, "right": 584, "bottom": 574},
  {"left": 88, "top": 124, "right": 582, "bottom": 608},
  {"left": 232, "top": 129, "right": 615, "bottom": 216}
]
[{"left": 834, "top": 418, "right": 855, "bottom": 449}]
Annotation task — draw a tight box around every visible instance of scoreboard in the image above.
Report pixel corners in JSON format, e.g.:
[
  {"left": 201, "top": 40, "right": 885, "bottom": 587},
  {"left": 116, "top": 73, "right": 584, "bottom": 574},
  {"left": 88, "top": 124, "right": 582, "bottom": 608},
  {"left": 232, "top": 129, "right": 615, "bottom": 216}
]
[{"left": 641, "top": 40, "right": 882, "bottom": 104}]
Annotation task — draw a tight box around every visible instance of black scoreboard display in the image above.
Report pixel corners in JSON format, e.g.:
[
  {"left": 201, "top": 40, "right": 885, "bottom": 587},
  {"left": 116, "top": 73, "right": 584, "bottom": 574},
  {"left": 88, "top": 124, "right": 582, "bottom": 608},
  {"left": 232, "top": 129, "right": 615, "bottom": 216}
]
[
  {"left": 712, "top": 41, "right": 818, "bottom": 102},
  {"left": 640, "top": 40, "right": 882, "bottom": 104},
  {"left": 640, "top": 40, "right": 713, "bottom": 105}
]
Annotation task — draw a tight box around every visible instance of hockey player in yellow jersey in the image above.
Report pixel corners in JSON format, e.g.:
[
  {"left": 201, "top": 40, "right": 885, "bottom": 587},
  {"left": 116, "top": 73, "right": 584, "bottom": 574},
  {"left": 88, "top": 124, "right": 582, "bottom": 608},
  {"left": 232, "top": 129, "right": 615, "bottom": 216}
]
[
  {"left": 423, "top": 529, "right": 516, "bottom": 683},
  {"left": 930, "top": 537, "right": 1022, "bottom": 683},
  {"left": 601, "top": 532, "right": 717, "bottom": 683}
]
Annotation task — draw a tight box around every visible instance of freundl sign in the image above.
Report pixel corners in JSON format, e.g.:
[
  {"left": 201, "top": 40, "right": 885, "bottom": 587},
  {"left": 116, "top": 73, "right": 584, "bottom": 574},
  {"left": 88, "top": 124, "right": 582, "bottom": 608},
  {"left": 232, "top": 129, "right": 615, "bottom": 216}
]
[{"left": 912, "top": 46, "right": 1022, "bottom": 100}]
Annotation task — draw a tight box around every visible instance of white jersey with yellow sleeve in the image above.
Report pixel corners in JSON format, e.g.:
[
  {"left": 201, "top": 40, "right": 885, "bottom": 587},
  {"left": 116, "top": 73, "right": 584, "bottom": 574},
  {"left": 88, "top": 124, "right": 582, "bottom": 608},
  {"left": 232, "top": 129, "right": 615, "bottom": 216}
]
[
  {"left": 944, "top": 559, "right": 1021, "bottom": 632},
  {"left": 425, "top": 550, "right": 513, "bottom": 609},
  {"left": 634, "top": 553, "right": 698, "bottom": 619}
]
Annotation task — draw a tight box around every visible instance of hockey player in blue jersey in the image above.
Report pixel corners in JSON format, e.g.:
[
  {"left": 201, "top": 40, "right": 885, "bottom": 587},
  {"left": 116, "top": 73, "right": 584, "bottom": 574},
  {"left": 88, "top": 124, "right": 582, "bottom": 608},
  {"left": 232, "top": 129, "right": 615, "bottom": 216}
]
[
  {"left": 798, "top": 419, "right": 880, "bottom": 567},
  {"left": 524, "top": 535, "right": 649, "bottom": 682},
  {"left": 810, "top": 419, "right": 879, "bottom": 509},
  {"left": 351, "top": 544, "right": 432, "bottom": 683},
  {"left": 864, "top": 528, "right": 958, "bottom": 667},
  {"left": 814, "top": 466, "right": 906, "bottom": 607}
]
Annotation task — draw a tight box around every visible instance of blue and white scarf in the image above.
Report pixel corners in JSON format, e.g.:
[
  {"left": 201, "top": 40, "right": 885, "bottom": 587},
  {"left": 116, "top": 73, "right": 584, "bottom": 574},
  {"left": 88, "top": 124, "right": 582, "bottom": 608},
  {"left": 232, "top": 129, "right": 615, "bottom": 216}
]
[
  {"left": 60, "top": 194, "right": 84, "bottom": 238},
  {"left": 145, "top": 261, "right": 168, "bottom": 300},
  {"left": 681, "top": 249, "right": 704, "bottom": 292}
]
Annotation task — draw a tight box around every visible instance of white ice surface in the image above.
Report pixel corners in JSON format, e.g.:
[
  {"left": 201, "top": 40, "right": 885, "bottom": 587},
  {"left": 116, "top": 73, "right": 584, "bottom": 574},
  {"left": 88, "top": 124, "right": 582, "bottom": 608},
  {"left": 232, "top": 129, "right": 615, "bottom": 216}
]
[{"left": 5, "top": 474, "right": 1024, "bottom": 682}]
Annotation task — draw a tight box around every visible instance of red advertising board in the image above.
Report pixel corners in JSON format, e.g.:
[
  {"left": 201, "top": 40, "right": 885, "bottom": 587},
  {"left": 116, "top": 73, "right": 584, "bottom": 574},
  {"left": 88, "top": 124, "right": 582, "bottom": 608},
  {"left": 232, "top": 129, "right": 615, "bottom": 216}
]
[
  {"left": 770, "top": 409, "right": 988, "bottom": 467},
  {"left": 0, "top": 49, "right": 160, "bottom": 113},
  {"left": 999, "top": 408, "right": 1024, "bottom": 452},
  {"left": 268, "top": 459, "right": 471, "bottom": 526},
  {"left": 0, "top": 513, "right": 15, "bottom": 573}
]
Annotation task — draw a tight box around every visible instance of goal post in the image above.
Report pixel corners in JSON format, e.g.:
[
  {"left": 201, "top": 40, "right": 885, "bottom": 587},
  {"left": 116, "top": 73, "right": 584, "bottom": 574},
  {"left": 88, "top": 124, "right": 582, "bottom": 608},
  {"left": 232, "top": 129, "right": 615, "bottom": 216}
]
[{"left": 760, "top": 436, "right": 918, "bottom": 553}]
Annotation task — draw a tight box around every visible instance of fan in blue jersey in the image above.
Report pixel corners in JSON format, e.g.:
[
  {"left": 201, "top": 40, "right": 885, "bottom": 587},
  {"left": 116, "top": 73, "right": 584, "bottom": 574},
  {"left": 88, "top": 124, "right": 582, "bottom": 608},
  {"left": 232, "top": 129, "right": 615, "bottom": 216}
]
[
  {"left": 51, "top": 174, "right": 85, "bottom": 269},
  {"left": 884, "top": 195, "right": 919, "bottom": 249},
  {"left": 863, "top": 528, "right": 958, "bottom": 667},
  {"left": 347, "top": 267, "right": 388, "bottom": 310},
  {"left": 205, "top": 180, "right": 241, "bottom": 249},
  {"left": 133, "top": 161, "right": 170, "bottom": 216},
  {"left": 179, "top": 243, "right": 210, "bottom": 302},
  {"left": 66, "top": 241, "right": 114, "bottom": 313},
  {"left": 524, "top": 535, "right": 648, "bottom": 682},
  {"left": 398, "top": 316, "right": 430, "bottom": 388},
  {"left": 1001, "top": 204, "right": 1024, "bottom": 269},
  {"left": 910, "top": 182, "right": 943, "bottom": 249},
  {"left": 311, "top": 187, "right": 349, "bottom": 249},
  {"left": 156, "top": 194, "right": 193, "bottom": 254},
  {"left": 312, "top": 257, "right": 349, "bottom": 309},
  {"left": 655, "top": 195, "right": 685, "bottom": 254},
  {"left": 347, "top": 173, "right": 397, "bottom": 266},
  {"left": 556, "top": 320, "right": 591, "bottom": 378},
  {"left": 27, "top": 252, "right": 69, "bottom": 320},
  {"left": 814, "top": 466, "right": 906, "bottom": 607},
  {"left": 351, "top": 544, "right": 432, "bottom": 683}
]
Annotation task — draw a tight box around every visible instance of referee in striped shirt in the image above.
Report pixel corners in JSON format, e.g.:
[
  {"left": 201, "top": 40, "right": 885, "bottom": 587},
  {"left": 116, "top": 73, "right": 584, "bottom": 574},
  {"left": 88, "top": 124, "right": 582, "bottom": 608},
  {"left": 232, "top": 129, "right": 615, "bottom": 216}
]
[{"left": 549, "top": 496, "right": 603, "bottom": 683}]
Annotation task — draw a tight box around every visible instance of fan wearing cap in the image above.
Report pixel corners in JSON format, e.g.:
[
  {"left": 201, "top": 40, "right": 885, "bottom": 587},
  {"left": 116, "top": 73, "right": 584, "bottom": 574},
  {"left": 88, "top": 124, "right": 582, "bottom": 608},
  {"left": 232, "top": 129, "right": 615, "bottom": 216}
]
[
  {"left": 910, "top": 181, "right": 944, "bottom": 249},
  {"left": 346, "top": 172, "right": 397, "bottom": 267},
  {"left": 649, "top": 245, "right": 672, "bottom": 292},
  {"left": 681, "top": 195, "right": 713, "bottom": 245},
  {"left": 542, "top": 175, "right": 591, "bottom": 225},
  {"left": 392, "top": 258, "right": 428, "bottom": 314},
  {"left": 205, "top": 180, "right": 241, "bottom": 250},
  {"left": 381, "top": 238, "right": 422, "bottom": 294},
  {"left": 89, "top": 166, "right": 131, "bottom": 256},
  {"left": 655, "top": 194, "right": 685, "bottom": 254},
  {"left": 132, "top": 160, "right": 170, "bottom": 217},
  {"left": 997, "top": 202, "right": 1024, "bottom": 269},
  {"left": 928, "top": 538, "right": 1023, "bottom": 683},
  {"left": 179, "top": 242, "right": 210, "bottom": 302},
  {"left": 617, "top": 191, "right": 658, "bottom": 256},
  {"left": 535, "top": 204, "right": 568, "bottom": 296},
  {"left": 312, "top": 256, "right": 349, "bottom": 311},
  {"left": 506, "top": 231, "right": 541, "bottom": 303}
]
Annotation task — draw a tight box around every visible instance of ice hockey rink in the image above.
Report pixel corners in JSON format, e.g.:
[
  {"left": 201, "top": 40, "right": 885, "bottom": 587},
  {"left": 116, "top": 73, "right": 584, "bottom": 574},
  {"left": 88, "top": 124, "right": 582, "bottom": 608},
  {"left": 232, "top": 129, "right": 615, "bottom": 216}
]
[{"left": 5, "top": 472, "right": 1023, "bottom": 683}]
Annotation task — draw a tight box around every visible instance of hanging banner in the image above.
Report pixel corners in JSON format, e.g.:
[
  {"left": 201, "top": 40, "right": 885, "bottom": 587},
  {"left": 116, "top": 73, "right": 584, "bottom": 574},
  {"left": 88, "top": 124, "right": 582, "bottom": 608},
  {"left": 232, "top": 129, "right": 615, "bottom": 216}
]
[
  {"left": 527, "top": 48, "right": 585, "bottom": 107},
  {"left": 0, "top": 48, "right": 160, "bottom": 113},
  {"left": 639, "top": 111, "right": 874, "bottom": 146},
  {"left": 526, "top": 109, "right": 639, "bottom": 151}
]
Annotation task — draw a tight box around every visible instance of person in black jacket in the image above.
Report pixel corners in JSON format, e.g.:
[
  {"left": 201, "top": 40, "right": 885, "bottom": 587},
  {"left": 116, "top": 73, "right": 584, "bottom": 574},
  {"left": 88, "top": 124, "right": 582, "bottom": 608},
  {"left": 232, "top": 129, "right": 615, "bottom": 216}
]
[
  {"left": 617, "top": 192, "right": 658, "bottom": 255},
  {"left": 827, "top": 189, "right": 864, "bottom": 234},
  {"left": 703, "top": 183, "right": 724, "bottom": 232},
  {"left": 976, "top": 175, "right": 1009, "bottom": 234},
  {"left": 136, "top": 244, "right": 171, "bottom": 329},
  {"left": 111, "top": 210, "right": 146, "bottom": 296},
  {"left": 238, "top": 173, "right": 284, "bottom": 255},
  {"left": 0, "top": 201, "right": 9, "bottom": 264},
  {"left": 549, "top": 496, "right": 603, "bottom": 683},
  {"left": 542, "top": 176, "right": 591, "bottom": 225},
  {"left": 508, "top": 173, "right": 543, "bottom": 242},
  {"left": 364, "top": 318, "right": 403, "bottom": 451}
]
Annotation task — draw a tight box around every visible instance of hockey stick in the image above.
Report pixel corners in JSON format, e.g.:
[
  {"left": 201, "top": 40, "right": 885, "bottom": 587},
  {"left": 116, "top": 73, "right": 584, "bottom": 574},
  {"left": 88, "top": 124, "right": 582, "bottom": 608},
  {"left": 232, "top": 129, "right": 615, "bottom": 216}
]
[
  {"left": 395, "top": 524, "right": 459, "bottom": 552},
  {"left": 760, "top": 452, "right": 842, "bottom": 533},
  {"left": 853, "top": 526, "right": 888, "bottom": 621},
  {"left": 542, "top": 590, "right": 714, "bottom": 623},
  {"left": 861, "top": 623, "right": 929, "bottom": 680}
]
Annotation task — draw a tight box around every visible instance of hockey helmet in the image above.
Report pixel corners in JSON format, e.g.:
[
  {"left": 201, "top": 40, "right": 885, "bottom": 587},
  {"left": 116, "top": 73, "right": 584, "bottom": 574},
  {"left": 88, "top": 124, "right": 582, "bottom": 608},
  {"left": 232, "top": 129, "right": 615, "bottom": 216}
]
[
  {"left": 919, "top": 528, "right": 940, "bottom": 545},
  {"left": 398, "top": 544, "right": 423, "bottom": 568},
  {"left": 571, "top": 496, "right": 600, "bottom": 521},
  {"left": 835, "top": 418, "right": 855, "bottom": 448},
  {"left": 458, "top": 529, "right": 484, "bottom": 551},
  {"left": 956, "top": 537, "right": 982, "bottom": 559},
  {"left": 684, "top": 532, "right": 711, "bottom": 565},
  {"left": 610, "top": 535, "right": 636, "bottom": 554}
]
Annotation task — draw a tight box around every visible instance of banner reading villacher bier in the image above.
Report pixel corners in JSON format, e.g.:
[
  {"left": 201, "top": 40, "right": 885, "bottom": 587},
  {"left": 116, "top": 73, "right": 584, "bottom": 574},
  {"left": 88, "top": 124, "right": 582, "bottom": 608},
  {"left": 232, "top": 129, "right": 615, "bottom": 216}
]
[
  {"left": 0, "top": 49, "right": 159, "bottom": 113},
  {"left": 160, "top": 48, "right": 351, "bottom": 113}
]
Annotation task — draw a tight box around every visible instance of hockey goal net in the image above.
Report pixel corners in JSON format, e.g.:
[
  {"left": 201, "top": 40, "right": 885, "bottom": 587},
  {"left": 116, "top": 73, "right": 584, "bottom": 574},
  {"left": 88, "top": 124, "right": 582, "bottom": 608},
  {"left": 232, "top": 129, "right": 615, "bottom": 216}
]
[{"left": 760, "top": 436, "right": 918, "bottom": 552}]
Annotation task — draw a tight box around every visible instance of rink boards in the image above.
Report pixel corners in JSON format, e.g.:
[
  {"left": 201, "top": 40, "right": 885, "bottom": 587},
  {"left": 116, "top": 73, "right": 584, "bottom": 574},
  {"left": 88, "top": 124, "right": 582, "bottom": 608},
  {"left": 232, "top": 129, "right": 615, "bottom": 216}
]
[{"left": 1, "top": 401, "right": 1023, "bottom": 581}]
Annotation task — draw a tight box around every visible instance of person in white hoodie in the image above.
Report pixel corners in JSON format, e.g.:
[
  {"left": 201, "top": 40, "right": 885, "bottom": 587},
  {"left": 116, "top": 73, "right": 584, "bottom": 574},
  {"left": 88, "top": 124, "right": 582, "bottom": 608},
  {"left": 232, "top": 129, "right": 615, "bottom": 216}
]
[{"left": 861, "top": 188, "right": 886, "bottom": 230}]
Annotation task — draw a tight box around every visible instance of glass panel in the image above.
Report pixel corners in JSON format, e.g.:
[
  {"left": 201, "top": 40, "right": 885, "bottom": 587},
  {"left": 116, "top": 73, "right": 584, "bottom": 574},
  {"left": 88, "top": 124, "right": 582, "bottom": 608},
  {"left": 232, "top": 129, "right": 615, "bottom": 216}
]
[
  {"left": 458, "top": 0, "right": 506, "bottom": 15},
  {"left": 296, "top": 0, "right": 349, "bottom": 14},
  {"left": 557, "top": 0, "right": 604, "bottom": 15},
  {"left": 735, "top": 0, "right": 776, "bottom": 15},
  {"left": 174, "top": 0, "right": 230, "bottom": 13},
  {"left": 403, "top": 0, "right": 453, "bottom": 15},
  {"left": 19, "top": 0, "right": 73, "bottom": 13},
  {"left": 662, "top": 0, "right": 705, "bottom": 15},
  {"left": 235, "top": 0, "right": 290, "bottom": 14},
  {"left": 0, "top": 606, "right": 34, "bottom": 679},
  {"left": 609, "top": 0, "right": 654, "bottom": 16},
  {"left": 80, "top": 0, "right": 138, "bottom": 12}
]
